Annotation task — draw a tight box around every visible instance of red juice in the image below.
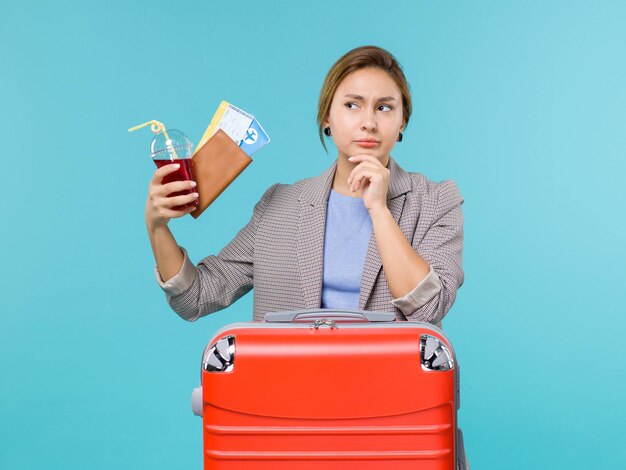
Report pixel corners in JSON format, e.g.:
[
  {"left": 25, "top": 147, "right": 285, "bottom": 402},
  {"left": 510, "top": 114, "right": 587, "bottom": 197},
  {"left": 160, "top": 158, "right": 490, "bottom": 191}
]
[{"left": 154, "top": 158, "right": 198, "bottom": 211}]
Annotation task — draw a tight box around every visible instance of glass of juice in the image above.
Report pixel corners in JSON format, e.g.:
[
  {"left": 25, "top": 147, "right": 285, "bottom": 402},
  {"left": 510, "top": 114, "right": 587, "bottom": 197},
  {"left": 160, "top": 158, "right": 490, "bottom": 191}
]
[{"left": 150, "top": 129, "right": 198, "bottom": 211}]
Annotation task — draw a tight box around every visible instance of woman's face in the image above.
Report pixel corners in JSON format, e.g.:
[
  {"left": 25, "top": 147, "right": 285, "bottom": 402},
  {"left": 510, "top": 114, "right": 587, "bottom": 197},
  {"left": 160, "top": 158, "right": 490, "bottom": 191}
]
[{"left": 324, "top": 67, "right": 405, "bottom": 164}]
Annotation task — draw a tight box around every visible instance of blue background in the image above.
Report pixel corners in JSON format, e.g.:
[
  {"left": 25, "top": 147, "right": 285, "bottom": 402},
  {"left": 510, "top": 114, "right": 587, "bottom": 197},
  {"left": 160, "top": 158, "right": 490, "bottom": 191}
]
[{"left": 2, "top": 1, "right": 625, "bottom": 468}]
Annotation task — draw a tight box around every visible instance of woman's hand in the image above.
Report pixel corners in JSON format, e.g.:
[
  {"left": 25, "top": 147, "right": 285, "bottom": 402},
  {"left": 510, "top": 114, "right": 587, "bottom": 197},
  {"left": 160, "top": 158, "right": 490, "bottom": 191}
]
[
  {"left": 347, "top": 155, "right": 390, "bottom": 212},
  {"left": 145, "top": 164, "right": 199, "bottom": 230}
]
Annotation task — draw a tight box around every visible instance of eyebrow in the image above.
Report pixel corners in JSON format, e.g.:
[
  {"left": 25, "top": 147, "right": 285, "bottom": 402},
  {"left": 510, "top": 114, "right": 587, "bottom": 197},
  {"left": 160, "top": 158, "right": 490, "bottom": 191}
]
[{"left": 344, "top": 94, "right": 397, "bottom": 102}]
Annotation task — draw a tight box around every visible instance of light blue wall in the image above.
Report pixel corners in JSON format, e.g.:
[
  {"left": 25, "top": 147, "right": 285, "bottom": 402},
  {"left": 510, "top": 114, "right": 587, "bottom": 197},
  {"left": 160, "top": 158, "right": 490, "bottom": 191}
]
[{"left": 1, "top": 1, "right": 625, "bottom": 468}]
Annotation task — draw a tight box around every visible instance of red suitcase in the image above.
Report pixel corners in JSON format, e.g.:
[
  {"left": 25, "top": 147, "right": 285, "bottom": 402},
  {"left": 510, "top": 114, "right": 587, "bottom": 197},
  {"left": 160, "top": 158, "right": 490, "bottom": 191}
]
[{"left": 191, "top": 310, "right": 467, "bottom": 469}]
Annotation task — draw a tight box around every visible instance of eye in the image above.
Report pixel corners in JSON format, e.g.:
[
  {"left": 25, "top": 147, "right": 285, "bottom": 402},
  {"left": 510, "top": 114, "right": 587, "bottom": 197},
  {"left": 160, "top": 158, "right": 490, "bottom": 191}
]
[
  {"left": 378, "top": 104, "right": 394, "bottom": 112},
  {"left": 344, "top": 101, "right": 359, "bottom": 110}
]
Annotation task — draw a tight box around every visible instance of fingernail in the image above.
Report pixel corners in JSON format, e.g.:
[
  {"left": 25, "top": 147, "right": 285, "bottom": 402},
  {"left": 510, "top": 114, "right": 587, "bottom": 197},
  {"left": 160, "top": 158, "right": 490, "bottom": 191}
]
[
  {"left": 173, "top": 164, "right": 180, "bottom": 169},
  {"left": 193, "top": 192, "right": 199, "bottom": 198},
  {"left": 190, "top": 181, "right": 197, "bottom": 187}
]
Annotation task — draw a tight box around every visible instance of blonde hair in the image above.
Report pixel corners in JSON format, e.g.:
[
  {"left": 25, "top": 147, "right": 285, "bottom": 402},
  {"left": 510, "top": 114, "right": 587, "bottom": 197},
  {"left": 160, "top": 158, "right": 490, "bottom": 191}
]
[{"left": 317, "top": 45, "right": 412, "bottom": 152}]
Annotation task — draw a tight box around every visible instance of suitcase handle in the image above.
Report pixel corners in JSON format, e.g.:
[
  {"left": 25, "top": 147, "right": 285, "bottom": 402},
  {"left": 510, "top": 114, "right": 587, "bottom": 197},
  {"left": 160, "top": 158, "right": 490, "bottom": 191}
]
[{"left": 263, "top": 309, "right": 396, "bottom": 323}]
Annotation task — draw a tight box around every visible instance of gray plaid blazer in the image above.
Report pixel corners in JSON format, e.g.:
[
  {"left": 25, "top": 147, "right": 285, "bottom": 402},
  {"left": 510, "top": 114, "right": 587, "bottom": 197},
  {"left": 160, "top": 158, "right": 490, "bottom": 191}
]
[{"left": 156, "top": 157, "right": 464, "bottom": 327}]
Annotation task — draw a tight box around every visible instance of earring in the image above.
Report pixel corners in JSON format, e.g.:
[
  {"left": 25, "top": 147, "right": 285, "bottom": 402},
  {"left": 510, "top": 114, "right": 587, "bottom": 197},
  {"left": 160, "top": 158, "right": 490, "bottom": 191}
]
[
  {"left": 397, "top": 132, "right": 403, "bottom": 142},
  {"left": 324, "top": 127, "right": 332, "bottom": 137}
]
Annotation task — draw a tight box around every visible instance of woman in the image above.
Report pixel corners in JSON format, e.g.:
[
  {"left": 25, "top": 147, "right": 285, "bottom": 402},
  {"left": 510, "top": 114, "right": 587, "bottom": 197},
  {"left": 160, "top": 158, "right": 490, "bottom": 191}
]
[{"left": 145, "top": 45, "right": 464, "bottom": 328}]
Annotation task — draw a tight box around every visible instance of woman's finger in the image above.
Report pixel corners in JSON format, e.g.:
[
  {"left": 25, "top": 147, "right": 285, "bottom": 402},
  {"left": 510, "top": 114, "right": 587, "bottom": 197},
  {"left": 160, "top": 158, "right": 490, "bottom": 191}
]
[
  {"left": 348, "top": 162, "right": 381, "bottom": 184},
  {"left": 160, "top": 192, "right": 199, "bottom": 208},
  {"left": 151, "top": 194, "right": 197, "bottom": 215},
  {"left": 354, "top": 167, "right": 388, "bottom": 192},
  {"left": 348, "top": 154, "right": 384, "bottom": 167},
  {"left": 350, "top": 166, "right": 384, "bottom": 190},
  {"left": 158, "top": 179, "right": 197, "bottom": 196},
  {"left": 351, "top": 169, "right": 373, "bottom": 192},
  {"left": 151, "top": 163, "right": 181, "bottom": 185}
]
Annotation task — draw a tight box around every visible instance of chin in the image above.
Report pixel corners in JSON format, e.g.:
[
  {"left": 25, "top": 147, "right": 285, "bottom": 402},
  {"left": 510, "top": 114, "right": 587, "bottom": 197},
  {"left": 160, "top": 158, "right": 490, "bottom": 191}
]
[{"left": 345, "top": 148, "right": 380, "bottom": 157}]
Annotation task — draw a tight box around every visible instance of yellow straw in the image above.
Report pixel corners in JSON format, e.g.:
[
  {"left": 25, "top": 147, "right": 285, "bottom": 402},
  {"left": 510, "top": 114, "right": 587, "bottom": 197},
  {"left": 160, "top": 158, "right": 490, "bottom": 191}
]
[{"left": 128, "top": 119, "right": 179, "bottom": 159}]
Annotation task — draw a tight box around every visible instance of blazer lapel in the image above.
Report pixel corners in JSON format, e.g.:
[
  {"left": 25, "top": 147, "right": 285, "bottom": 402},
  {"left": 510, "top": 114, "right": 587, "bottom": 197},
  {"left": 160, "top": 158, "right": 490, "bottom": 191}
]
[
  {"left": 297, "top": 161, "right": 337, "bottom": 309},
  {"left": 358, "top": 157, "right": 412, "bottom": 309}
]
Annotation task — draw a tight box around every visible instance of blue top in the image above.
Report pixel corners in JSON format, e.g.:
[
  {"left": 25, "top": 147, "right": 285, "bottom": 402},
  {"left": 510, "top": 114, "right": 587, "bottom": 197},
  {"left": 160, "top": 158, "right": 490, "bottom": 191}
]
[{"left": 321, "top": 190, "right": 373, "bottom": 309}]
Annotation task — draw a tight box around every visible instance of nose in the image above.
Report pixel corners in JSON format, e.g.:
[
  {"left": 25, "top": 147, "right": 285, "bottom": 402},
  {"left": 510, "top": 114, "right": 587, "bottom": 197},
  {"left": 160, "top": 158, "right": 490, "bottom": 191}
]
[{"left": 361, "top": 108, "right": 377, "bottom": 132}]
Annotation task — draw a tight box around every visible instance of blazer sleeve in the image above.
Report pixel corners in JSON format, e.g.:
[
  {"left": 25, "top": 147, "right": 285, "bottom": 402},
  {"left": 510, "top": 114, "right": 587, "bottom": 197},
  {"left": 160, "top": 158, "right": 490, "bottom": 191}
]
[
  {"left": 157, "top": 184, "right": 279, "bottom": 321},
  {"left": 398, "top": 180, "right": 465, "bottom": 324}
]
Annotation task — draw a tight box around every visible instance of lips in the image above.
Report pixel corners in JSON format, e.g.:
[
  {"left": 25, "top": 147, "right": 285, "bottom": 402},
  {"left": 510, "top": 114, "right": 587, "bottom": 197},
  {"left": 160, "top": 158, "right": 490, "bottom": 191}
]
[{"left": 355, "top": 139, "right": 380, "bottom": 147}]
